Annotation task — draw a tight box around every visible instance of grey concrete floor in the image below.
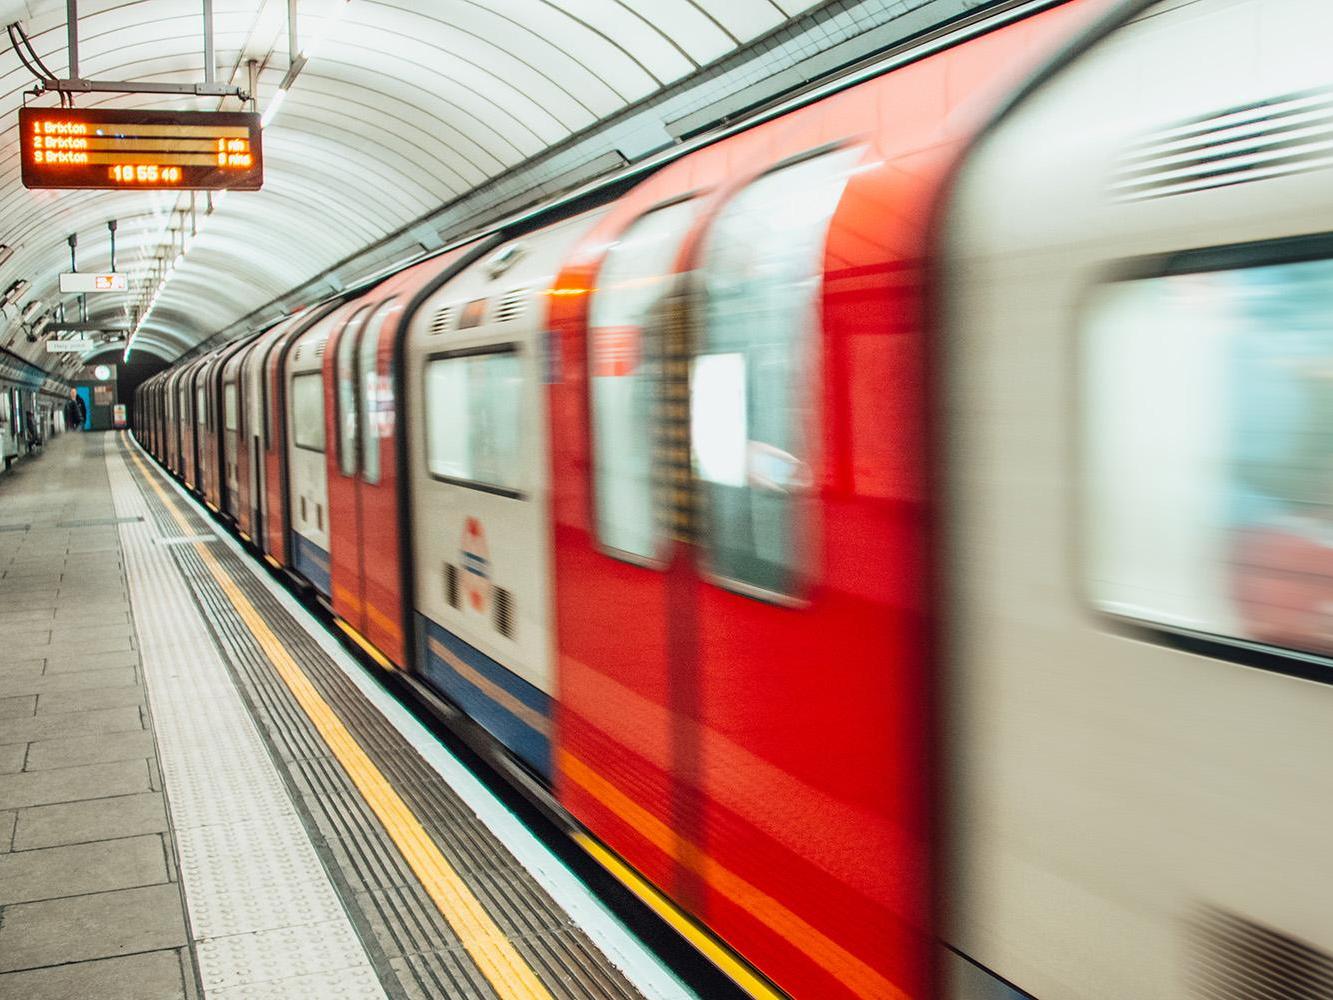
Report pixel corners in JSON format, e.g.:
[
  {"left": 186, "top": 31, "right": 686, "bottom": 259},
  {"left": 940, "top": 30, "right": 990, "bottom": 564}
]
[{"left": 0, "top": 432, "right": 197, "bottom": 1000}]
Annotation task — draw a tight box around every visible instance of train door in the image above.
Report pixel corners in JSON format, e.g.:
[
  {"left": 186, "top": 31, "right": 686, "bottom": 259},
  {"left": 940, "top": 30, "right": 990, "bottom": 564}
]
[
  {"left": 356, "top": 293, "right": 418, "bottom": 663},
  {"left": 178, "top": 374, "right": 192, "bottom": 482},
  {"left": 194, "top": 367, "right": 209, "bottom": 497},
  {"left": 326, "top": 305, "right": 373, "bottom": 628},
  {"left": 335, "top": 254, "right": 480, "bottom": 664},
  {"left": 166, "top": 370, "right": 180, "bottom": 472},
  {"left": 286, "top": 317, "right": 338, "bottom": 595},
  {"left": 180, "top": 368, "right": 194, "bottom": 484},
  {"left": 222, "top": 369, "right": 241, "bottom": 516},
  {"left": 261, "top": 309, "right": 338, "bottom": 567},
  {"left": 156, "top": 378, "right": 166, "bottom": 455},
  {"left": 237, "top": 333, "right": 271, "bottom": 543},
  {"left": 205, "top": 353, "right": 227, "bottom": 508},
  {"left": 549, "top": 198, "right": 701, "bottom": 897},
  {"left": 262, "top": 323, "right": 301, "bottom": 563},
  {"left": 685, "top": 146, "right": 941, "bottom": 1000},
  {"left": 321, "top": 245, "right": 478, "bottom": 663},
  {"left": 220, "top": 340, "right": 252, "bottom": 520}
]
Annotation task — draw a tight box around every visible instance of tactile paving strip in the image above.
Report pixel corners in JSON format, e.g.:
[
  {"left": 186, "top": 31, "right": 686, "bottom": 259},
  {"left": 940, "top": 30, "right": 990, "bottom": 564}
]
[
  {"left": 120, "top": 439, "right": 651, "bottom": 1000},
  {"left": 105, "top": 445, "right": 388, "bottom": 1000}
]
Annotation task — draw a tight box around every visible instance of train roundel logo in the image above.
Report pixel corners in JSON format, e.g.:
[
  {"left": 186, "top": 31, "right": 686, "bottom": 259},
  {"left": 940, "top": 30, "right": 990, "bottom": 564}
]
[{"left": 460, "top": 517, "right": 491, "bottom": 614}]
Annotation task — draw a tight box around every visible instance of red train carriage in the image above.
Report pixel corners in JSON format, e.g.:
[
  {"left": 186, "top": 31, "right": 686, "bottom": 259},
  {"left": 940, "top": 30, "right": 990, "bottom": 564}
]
[
  {"left": 256, "top": 310, "right": 330, "bottom": 566},
  {"left": 322, "top": 243, "right": 485, "bottom": 667},
  {"left": 546, "top": 3, "right": 1101, "bottom": 997}
]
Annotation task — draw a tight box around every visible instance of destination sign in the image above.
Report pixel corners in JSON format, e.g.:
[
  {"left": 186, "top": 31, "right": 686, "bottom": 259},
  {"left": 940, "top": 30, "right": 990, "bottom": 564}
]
[
  {"left": 60, "top": 272, "right": 127, "bottom": 293},
  {"left": 19, "top": 108, "right": 263, "bottom": 191},
  {"left": 46, "top": 339, "right": 94, "bottom": 353}
]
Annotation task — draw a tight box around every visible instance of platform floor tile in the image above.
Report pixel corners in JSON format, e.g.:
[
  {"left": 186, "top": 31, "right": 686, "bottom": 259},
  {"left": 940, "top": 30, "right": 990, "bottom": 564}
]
[
  {"left": 0, "top": 949, "right": 190, "bottom": 1000},
  {"left": 0, "top": 435, "right": 198, "bottom": 997}
]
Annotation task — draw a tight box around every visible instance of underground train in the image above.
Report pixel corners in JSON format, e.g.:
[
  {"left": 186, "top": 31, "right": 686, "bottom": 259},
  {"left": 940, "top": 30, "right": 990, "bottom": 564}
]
[
  {"left": 0, "top": 350, "right": 71, "bottom": 466},
  {"left": 135, "top": 0, "right": 1333, "bottom": 996}
]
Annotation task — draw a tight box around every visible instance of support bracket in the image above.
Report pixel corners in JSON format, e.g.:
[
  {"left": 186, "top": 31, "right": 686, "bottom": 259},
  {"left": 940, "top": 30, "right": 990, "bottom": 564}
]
[{"left": 24, "top": 0, "right": 248, "bottom": 102}]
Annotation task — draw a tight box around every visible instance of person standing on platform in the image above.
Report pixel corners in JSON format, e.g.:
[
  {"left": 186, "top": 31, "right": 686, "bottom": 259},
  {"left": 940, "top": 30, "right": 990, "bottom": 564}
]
[{"left": 66, "top": 389, "right": 85, "bottom": 431}]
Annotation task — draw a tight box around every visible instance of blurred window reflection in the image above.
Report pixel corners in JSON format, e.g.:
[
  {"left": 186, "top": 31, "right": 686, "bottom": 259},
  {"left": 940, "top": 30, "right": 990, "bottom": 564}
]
[
  {"left": 1086, "top": 251, "right": 1333, "bottom": 657},
  {"left": 424, "top": 350, "right": 523, "bottom": 493},
  {"left": 589, "top": 198, "right": 696, "bottom": 562},
  {"left": 337, "top": 308, "right": 370, "bottom": 477},
  {"left": 694, "top": 145, "right": 860, "bottom": 597},
  {"left": 359, "top": 299, "right": 395, "bottom": 485},
  {"left": 224, "top": 383, "right": 238, "bottom": 433},
  {"left": 291, "top": 372, "right": 325, "bottom": 452}
]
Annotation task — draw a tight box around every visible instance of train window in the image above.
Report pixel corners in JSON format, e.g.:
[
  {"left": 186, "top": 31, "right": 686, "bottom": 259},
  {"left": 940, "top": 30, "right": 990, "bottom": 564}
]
[
  {"left": 424, "top": 348, "right": 523, "bottom": 495},
  {"left": 264, "top": 343, "right": 278, "bottom": 450},
  {"left": 588, "top": 198, "right": 695, "bottom": 563},
  {"left": 692, "top": 145, "right": 860, "bottom": 598},
  {"left": 359, "top": 298, "right": 395, "bottom": 485},
  {"left": 291, "top": 373, "right": 326, "bottom": 452},
  {"left": 337, "top": 308, "right": 370, "bottom": 477},
  {"left": 1085, "top": 249, "right": 1333, "bottom": 661},
  {"left": 224, "top": 383, "right": 239, "bottom": 433}
]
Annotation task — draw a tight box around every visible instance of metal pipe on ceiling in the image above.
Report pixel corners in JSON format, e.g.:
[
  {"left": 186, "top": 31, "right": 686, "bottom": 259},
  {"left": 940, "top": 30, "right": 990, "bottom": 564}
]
[{"left": 64, "top": 0, "right": 77, "bottom": 81}]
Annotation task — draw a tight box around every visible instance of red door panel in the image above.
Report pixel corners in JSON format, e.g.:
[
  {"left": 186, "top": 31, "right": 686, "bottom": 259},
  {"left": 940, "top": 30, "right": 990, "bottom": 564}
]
[
  {"left": 322, "top": 246, "right": 476, "bottom": 667},
  {"left": 326, "top": 302, "right": 371, "bottom": 629}
]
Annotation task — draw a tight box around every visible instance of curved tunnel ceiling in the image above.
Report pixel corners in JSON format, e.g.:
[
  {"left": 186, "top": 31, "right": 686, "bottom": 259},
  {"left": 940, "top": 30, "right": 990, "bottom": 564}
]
[{"left": 0, "top": 0, "right": 844, "bottom": 371}]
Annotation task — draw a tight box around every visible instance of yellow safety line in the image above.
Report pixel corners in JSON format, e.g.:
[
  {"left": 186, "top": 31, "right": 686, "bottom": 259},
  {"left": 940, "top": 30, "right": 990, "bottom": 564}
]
[
  {"left": 124, "top": 442, "right": 554, "bottom": 1000},
  {"left": 335, "top": 618, "right": 396, "bottom": 671},
  {"left": 560, "top": 749, "right": 907, "bottom": 1000},
  {"left": 572, "top": 832, "right": 787, "bottom": 1000}
]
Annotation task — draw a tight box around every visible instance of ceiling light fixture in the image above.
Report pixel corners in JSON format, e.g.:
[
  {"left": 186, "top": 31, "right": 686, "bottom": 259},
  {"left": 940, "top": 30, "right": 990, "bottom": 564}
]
[{"left": 2, "top": 280, "right": 30, "bottom": 307}]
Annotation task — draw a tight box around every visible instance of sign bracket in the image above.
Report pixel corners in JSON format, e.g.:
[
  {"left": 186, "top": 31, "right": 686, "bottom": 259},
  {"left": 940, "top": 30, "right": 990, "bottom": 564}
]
[{"left": 22, "top": 0, "right": 249, "bottom": 102}]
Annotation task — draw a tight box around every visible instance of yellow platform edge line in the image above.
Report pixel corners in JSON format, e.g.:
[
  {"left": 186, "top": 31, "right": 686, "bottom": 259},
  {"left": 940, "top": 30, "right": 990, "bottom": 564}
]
[
  {"left": 123, "top": 443, "right": 554, "bottom": 1000},
  {"left": 572, "top": 831, "right": 787, "bottom": 1000},
  {"left": 334, "top": 617, "right": 396, "bottom": 671}
]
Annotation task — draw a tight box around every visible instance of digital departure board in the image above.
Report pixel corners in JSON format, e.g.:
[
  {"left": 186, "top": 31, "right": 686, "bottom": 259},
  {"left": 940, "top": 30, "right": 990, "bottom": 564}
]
[{"left": 19, "top": 108, "right": 263, "bottom": 191}]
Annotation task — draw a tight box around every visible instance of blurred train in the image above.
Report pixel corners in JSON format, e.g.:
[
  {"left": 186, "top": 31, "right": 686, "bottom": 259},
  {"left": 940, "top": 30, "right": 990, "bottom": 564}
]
[
  {"left": 135, "top": 0, "right": 1333, "bottom": 996},
  {"left": 0, "top": 350, "right": 71, "bottom": 467}
]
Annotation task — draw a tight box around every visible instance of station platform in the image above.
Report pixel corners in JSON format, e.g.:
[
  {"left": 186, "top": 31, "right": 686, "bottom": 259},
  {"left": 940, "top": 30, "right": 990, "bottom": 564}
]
[{"left": 0, "top": 432, "right": 692, "bottom": 1000}]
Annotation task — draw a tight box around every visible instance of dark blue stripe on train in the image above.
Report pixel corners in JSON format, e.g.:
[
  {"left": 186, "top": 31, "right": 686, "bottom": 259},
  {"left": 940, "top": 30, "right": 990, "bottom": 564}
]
[
  {"left": 291, "top": 532, "right": 331, "bottom": 596},
  {"left": 415, "top": 613, "right": 552, "bottom": 777}
]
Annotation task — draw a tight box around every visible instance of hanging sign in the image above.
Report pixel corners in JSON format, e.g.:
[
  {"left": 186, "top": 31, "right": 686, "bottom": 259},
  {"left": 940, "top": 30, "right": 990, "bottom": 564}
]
[
  {"left": 20, "top": 108, "right": 263, "bottom": 191},
  {"left": 60, "top": 272, "right": 127, "bottom": 293}
]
